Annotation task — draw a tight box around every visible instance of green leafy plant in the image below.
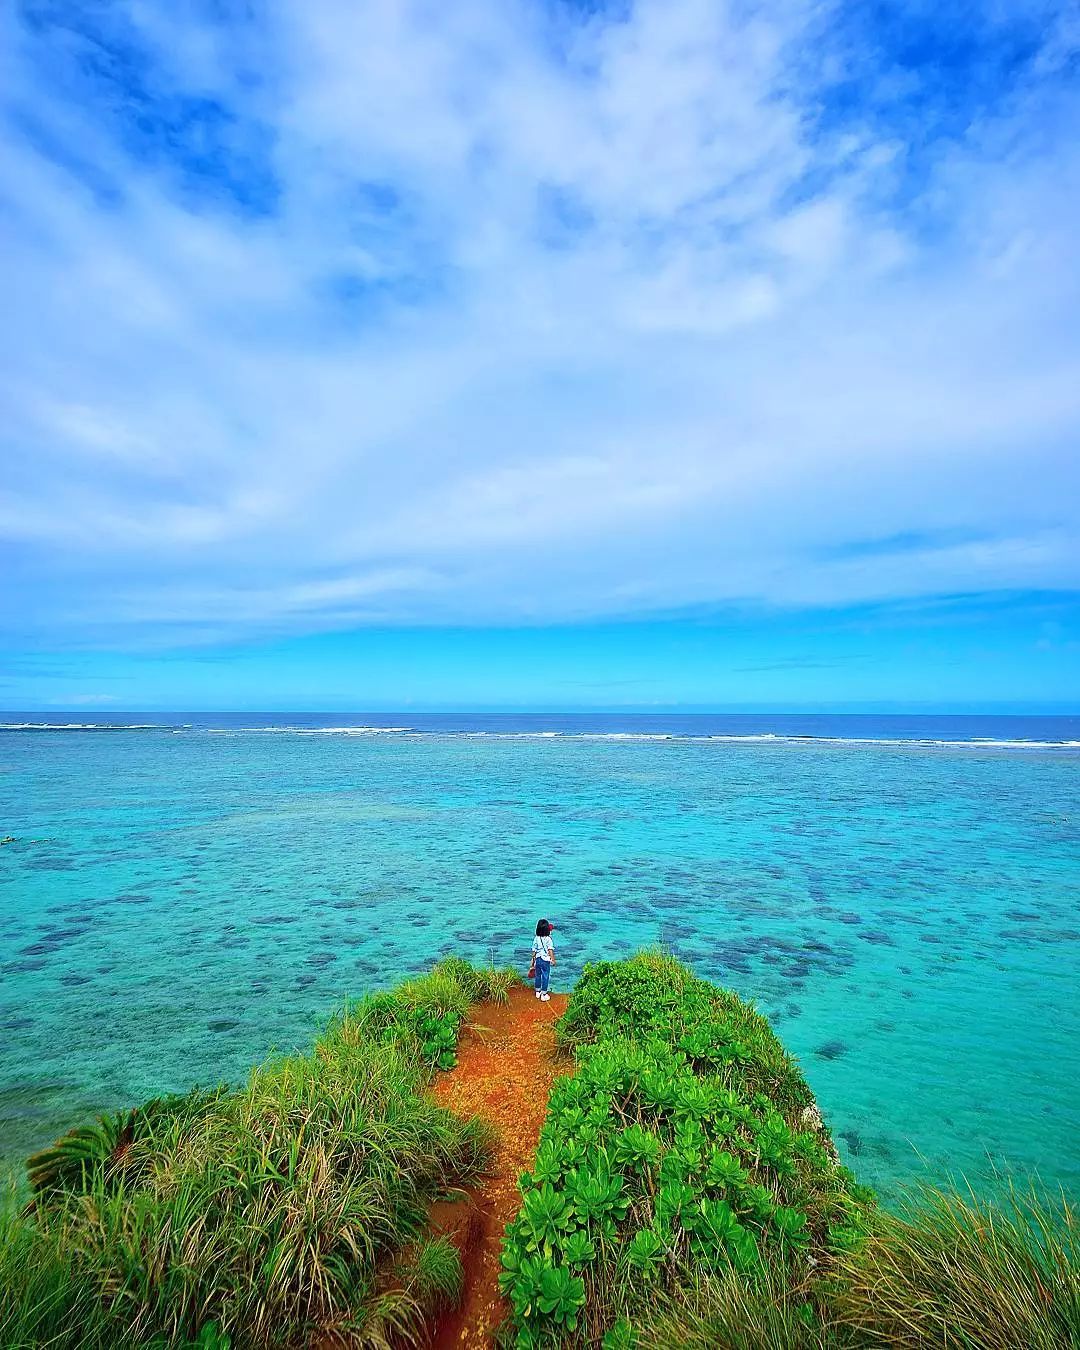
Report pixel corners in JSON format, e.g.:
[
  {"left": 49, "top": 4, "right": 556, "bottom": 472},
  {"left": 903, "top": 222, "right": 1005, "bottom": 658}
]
[
  {"left": 498, "top": 1251, "right": 549, "bottom": 1321},
  {"left": 533, "top": 1140, "right": 571, "bottom": 1186},
  {"left": 536, "top": 1263, "right": 586, "bottom": 1331},
  {"left": 705, "top": 1148, "right": 747, "bottom": 1191},
  {"left": 626, "top": 1228, "right": 665, "bottom": 1277},
  {"left": 600, "top": 1318, "right": 636, "bottom": 1350},
  {"left": 740, "top": 1183, "right": 777, "bottom": 1224},
  {"left": 185, "top": 1323, "right": 231, "bottom": 1349},
  {"left": 691, "top": 1196, "right": 738, "bottom": 1246},
  {"left": 771, "top": 1205, "right": 810, "bottom": 1251},
  {"left": 566, "top": 1166, "right": 628, "bottom": 1227},
  {"left": 754, "top": 1112, "right": 797, "bottom": 1178},
  {"left": 517, "top": 1183, "right": 576, "bottom": 1257},
  {"left": 412, "top": 1009, "right": 462, "bottom": 1069},
  {"left": 656, "top": 1179, "right": 696, "bottom": 1235},
  {"left": 560, "top": 1229, "right": 597, "bottom": 1267},
  {"left": 614, "top": 1125, "right": 661, "bottom": 1173}
]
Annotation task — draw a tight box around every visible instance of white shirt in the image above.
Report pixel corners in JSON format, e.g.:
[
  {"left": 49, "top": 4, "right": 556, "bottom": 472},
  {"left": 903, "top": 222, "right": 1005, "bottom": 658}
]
[{"left": 532, "top": 934, "right": 554, "bottom": 960}]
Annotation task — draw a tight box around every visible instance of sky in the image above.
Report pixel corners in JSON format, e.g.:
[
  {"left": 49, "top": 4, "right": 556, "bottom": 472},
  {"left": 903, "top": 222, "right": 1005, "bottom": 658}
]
[{"left": 1, "top": 0, "right": 1078, "bottom": 711}]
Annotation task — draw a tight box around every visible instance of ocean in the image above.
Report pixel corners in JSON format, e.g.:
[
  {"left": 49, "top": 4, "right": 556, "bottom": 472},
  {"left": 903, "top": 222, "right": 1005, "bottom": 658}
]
[{"left": 1, "top": 711, "right": 1078, "bottom": 1201}]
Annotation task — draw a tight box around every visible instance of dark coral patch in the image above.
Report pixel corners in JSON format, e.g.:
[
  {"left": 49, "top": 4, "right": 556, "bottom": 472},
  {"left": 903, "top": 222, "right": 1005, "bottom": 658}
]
[
  {"left": 3, "top": 959, "right": 46, "bottom": 974},
  {"left": 858, "top": 930, "right": 895, "bottom": 946},
  {"left": 839, "top": 1129, "right": 863, "bottom": 1155}
]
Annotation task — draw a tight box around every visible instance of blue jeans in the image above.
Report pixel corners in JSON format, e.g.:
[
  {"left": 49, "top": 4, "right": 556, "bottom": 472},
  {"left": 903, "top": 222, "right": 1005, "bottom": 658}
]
[{"left": 534, "top": 957, "right": 551, "bottom": 993}]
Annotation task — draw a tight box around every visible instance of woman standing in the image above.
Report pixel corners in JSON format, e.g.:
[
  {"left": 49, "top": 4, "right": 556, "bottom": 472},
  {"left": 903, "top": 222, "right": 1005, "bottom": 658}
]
[{"left": 531, "top": 919, "right": 555, "bottom": 1001}]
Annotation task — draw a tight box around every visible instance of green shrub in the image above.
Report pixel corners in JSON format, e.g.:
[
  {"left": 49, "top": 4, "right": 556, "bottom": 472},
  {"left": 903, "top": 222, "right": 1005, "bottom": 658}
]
[{"left": 500, "top": 954, "right": 870, "bottom": 1346}]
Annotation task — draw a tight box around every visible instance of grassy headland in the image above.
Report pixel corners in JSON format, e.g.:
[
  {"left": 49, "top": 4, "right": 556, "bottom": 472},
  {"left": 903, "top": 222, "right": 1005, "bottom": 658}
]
[
  {"left": 499, "top": 951, "right": 871, "bottom": 1346},
  {"left": 1, "top": 952, "right": 1077, "bottom": 1347},
  {"left": 0, "top": 958, "right": 515, "bottom": 1348},
  {"left": 499, "top": 952, "right": 1080, "bottom": 1349}
]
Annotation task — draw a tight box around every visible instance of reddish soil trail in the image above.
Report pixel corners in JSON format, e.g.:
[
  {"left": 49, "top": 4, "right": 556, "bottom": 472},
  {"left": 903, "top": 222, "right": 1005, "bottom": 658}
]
[{"left": 429, "top": 985, "right": 570, "bottom": 1348}]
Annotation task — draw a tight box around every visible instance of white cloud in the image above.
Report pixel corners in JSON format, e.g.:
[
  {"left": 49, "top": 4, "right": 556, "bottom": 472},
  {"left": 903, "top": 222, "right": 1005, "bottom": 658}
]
[{"left": 0, "top": 0, "right": 1078, "bottom": 644}]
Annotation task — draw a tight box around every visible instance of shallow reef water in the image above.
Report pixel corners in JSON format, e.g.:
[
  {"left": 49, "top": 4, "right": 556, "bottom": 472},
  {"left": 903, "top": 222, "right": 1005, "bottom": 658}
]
[{"left": 1, "top": 717, "right": 1078, "bottom": 1202}]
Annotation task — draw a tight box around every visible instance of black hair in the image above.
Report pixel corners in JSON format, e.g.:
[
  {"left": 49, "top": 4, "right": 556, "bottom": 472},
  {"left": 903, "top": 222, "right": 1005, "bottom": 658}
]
[{"left": 535, "top": 919, "right": 552, "bottom": 937}]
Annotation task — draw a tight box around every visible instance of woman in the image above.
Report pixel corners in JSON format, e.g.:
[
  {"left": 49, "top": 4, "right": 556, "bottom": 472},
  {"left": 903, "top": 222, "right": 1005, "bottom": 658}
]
[{"left": 531, "top": 919, "right": 555, "bottom": 1001}]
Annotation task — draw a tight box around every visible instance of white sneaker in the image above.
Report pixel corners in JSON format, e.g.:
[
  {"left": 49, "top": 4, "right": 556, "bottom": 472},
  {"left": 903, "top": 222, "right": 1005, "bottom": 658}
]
[
  {"left": 535, "top": 990, "right": 541, "bottom": 998},
  {"left": 540, "top": 992, "right": 550, "bottom": 1002}
]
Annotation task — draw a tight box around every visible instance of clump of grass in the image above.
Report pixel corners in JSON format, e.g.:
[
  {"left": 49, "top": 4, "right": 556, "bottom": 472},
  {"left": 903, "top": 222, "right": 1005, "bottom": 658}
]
[
  {"left": 0, "top": 960, "right": 505, "bottom": 1347},
  {"left": 467, "top": 963, "right": 519, "bottom": 1005},
  {"left": 340, "top": 957, "right": 520, "bottom": 1070},
  {"left": 631, "top": 1264, "right": 822, "bottom": 1350},
  {"left": 832, "top": 1183, "right": 1080, "bottom": 1349},
  {"left": 407, "top": 1234, "right": 466, "bottom": 1309}
]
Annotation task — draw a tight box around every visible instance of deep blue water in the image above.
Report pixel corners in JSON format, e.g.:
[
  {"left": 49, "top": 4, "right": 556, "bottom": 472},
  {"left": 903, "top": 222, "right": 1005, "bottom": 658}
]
[{"left": 1, "top": 711, "right": 1077, "bottom": 1202}]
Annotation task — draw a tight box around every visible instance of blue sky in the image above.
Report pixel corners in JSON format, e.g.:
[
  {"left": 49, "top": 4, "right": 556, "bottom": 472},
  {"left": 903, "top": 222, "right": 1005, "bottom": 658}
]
[{"left": 1, "top": 0, "right": 1078, "bottom": 710}]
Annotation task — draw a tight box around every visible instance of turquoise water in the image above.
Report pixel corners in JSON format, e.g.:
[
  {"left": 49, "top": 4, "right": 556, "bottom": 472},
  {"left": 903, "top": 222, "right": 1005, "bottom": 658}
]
[{"left": 1, "top": 718, "right": 1078, "bottom": 1202}]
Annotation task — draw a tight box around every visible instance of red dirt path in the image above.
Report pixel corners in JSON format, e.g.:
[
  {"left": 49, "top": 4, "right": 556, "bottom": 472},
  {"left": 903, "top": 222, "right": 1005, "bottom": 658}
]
[{"left": 428, "top": 985, "right": 569, "bottom": 1348}]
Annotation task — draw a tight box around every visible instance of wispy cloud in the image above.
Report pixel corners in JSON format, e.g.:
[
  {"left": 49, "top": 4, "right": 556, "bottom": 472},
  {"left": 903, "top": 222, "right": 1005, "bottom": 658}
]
[{"left": 1, "top": 0, "right": 1078, "bottom": 647}]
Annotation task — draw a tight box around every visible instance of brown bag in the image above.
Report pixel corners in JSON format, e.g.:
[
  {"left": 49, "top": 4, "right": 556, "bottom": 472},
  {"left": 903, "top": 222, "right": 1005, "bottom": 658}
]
[{"left": 527, "top": 954, "right": 536, "bottom": 980}]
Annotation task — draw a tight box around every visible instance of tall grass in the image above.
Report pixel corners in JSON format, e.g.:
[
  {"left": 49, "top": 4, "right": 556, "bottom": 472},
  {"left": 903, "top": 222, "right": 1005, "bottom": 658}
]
[
  {"left": 832, "top": 1183, "right": 1080, "bottom": 1349},
  {"left": 0, "top": 958, "right": 513, "bottom": 1348},
  {"left": 636, "top": 1186, "right": 1080, "bottom": 1349},
  {"left": 0, "top": 1206, "right": 113, "bottom": 1349},
  {"left": 631, "top": 1264, "right": 823, "bottom": 1350}
]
